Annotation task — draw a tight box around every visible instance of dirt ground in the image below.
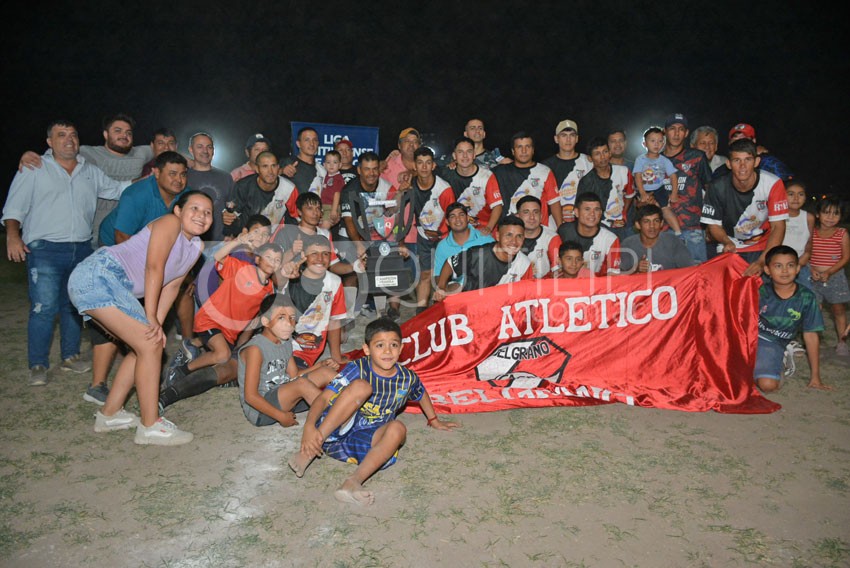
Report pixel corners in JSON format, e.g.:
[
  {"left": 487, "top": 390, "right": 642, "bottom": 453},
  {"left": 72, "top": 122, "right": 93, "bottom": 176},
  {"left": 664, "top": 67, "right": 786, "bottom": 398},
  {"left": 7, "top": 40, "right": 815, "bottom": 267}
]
[{"left": 1, "top": 240, "right": 849, "bottom": 568}]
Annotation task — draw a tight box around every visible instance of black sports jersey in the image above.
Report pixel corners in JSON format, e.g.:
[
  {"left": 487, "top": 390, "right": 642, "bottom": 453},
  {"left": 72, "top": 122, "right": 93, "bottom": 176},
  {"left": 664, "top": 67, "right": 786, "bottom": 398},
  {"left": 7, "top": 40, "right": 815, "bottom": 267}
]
[
  {"left": 230, "top": 174, "right": 275, "bottom": 233},
  {"left": 286, "top": 274, "right": 324, "bottom": 315},
  {"left": 449, "top": 243, "right": 533, "bottom": 292}
]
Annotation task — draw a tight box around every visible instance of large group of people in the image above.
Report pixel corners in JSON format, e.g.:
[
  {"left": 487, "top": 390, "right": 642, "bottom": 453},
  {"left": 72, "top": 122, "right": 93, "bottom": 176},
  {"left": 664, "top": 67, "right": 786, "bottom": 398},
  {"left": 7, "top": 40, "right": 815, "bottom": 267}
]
[{"left": 3, "top": 112, "right": 848, "bottom": 504}]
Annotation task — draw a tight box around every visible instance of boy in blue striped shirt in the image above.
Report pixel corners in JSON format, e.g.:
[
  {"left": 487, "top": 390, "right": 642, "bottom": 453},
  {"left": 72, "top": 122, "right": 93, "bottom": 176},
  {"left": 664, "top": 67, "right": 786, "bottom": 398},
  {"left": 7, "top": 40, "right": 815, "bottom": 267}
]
[{"left": 288, "top": 317, "right": 459, "bottom": 506}]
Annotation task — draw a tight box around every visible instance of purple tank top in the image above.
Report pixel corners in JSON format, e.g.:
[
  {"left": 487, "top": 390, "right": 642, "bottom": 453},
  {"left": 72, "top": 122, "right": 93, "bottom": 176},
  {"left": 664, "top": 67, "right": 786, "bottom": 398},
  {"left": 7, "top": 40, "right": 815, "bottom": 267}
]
[{"left": 107, "top": 224, "right": 202, "bottom": 297}]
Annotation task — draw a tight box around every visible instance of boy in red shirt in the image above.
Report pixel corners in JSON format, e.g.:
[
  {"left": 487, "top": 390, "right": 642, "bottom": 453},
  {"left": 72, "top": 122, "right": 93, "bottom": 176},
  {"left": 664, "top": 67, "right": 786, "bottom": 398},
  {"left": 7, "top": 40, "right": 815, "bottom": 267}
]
[{"left": 161, "top": 235, "right": 283, "bottom": 392}]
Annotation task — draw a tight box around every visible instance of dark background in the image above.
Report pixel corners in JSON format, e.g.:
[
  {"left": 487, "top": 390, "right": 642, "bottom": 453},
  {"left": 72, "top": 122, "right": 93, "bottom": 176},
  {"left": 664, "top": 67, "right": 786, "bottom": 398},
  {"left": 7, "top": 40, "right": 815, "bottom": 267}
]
[{"left": 3, "top": 2, "right": 849, "bottom": 204}]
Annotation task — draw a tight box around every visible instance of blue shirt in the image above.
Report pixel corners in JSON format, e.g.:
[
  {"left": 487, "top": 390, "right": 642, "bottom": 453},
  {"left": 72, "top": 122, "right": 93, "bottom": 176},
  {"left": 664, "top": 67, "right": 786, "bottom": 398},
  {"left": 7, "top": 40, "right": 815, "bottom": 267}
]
[
  {"left": 323, "top": 358, "right": 425, "bottom": 442},
  {"left": 2, "top": 151, "right": 124, "bottom": 244},
  {"left": 633, "top": 154, "right": 678, "bottom": 192},
  {"left": 99, "top": 176, "right": 185, "bottom": 246},
  {"left": 434, "top": 227, "right": 495, "bottom": 277}
]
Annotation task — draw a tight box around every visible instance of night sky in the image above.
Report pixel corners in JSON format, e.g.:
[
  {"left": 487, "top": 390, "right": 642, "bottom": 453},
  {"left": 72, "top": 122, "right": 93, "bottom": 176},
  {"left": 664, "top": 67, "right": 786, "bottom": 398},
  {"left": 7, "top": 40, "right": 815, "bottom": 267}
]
[{"left": 4, "top": 2, "right": 849, "bottom": 204}]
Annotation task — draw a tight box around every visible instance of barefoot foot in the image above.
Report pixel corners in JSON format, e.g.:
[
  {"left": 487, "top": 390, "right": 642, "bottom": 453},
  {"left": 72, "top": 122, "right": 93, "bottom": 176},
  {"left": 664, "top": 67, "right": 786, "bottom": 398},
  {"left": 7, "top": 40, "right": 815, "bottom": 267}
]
[
  {"left": 288, "top": 452, "right": 315, "bottom": 478},
  {"left": 334, "top": 478, "right": 374, "bottom": 506}
]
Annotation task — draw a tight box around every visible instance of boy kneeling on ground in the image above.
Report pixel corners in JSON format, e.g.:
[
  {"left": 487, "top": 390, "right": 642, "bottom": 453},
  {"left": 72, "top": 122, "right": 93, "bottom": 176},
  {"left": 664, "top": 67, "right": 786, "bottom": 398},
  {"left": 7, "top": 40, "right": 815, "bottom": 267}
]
[{"left": 757, "top": 245, "right": 831, "bottom": 393}]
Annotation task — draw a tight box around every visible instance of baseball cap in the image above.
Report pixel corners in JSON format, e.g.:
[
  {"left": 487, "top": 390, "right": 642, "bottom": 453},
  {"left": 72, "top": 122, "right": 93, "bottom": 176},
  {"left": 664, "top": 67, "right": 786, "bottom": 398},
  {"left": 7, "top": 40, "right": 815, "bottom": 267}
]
[
  {"left": 555, "top": 119, "right": 578, "bottom": 134},
  {"left": 664, "top": 113, "right": 688, "bottom": 129},
  {"left": 245, "top": 133, "right": 270, "bottom": 150},
  {"left": 728, "top": 123, "right": 756, "bottom": 142},
  {"left": 398, "top": 127, "right": 420, "bottom": 141},
  {"left": 335, "top": 138, "right": 354, "bottom": 149}
]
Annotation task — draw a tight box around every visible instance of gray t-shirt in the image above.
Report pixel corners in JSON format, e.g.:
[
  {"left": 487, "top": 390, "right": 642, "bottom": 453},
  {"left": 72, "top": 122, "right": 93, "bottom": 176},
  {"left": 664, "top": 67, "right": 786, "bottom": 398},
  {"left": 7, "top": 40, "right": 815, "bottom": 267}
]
[
  {"left": 80, "top": 145, "right": 153, "bottom": 246},
  {"left": 619, "top": 232, "right": 696, "bottom": 273},
  {"left": 237, "top": 334, "right": 294, "bottom": 425},
  {"left": 80, "top": 145, "right": 153, "bottom": 182}
]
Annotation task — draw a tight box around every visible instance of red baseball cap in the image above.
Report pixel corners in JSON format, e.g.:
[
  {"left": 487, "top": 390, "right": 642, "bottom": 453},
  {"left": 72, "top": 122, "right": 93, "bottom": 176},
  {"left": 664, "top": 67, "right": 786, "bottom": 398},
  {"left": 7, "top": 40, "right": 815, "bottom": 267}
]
[
  {"left": 728, "top": 123, "right": 756, "bottom": 142},
  {"left": 335, "top": 138, "right": 354, "bottom": 149}
]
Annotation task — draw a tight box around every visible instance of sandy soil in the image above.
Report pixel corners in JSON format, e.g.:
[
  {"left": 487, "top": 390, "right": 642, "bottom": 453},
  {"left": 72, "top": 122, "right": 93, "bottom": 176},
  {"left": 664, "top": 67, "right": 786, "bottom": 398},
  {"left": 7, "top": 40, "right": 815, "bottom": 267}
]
[{"left": 0, "top": 243, "right": 848, "bottom": 567}]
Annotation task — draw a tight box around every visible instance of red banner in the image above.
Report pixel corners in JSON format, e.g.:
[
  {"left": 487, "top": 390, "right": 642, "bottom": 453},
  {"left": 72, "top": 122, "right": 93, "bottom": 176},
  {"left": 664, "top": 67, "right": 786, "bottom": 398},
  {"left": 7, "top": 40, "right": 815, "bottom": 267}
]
[{"left": 349, "top": 254, "right": 780, "bottom": 415}]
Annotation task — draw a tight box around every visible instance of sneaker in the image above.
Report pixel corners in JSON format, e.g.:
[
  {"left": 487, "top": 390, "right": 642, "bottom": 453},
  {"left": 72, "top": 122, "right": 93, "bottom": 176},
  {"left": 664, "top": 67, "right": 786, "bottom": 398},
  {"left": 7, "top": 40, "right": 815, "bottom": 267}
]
[
  {"left": 134, "top": 417, "right": 193, "bottom": 446},
  {"left": 83, "top": 383, "right": 110, "bottom": 405},
  {"left": 836, "top": 342, "right": 850, "bottom": 357},
  {"left": 385, "top": 306, "right": 401, "bottom": 322},
  {"left": 217, "top": 379, "right": 238, "bottom": 388},
  {"left": 60, "top": 355, "right": 91, "bottom": 374},
  {"left": 783, "top": 344, "right": 797, "bottom": 377},
  {"left": 180, "top": 338, "right": 201, "bottom": 363},
  {"left": 160, "top": 363, "right": 187, "bottom": 392},
  {"left": 94, "top": 408, "right": 140, "bottom": 432},
  {"left": 359, "top": 305, "right": 377, "bottom": 319},
  {"left": 787, "top": 340, "right": 806, "bottom": 356},
  {"left": 29, "top": 365, "right": 48, "bottom": 386}
]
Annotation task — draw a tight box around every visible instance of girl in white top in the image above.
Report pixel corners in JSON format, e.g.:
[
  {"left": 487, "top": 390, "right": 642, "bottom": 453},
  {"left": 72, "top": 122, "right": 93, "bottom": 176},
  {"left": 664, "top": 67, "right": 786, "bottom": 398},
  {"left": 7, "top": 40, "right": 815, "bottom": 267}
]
[{"left": 782, "top": 181, "right": 815, "bottom": 285}]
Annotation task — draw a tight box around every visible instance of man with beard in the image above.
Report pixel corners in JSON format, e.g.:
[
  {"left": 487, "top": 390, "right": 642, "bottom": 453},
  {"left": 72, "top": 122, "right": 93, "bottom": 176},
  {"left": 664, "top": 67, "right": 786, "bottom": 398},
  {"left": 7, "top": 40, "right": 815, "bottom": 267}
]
[
  {"left": 491, "top": 132, "right": 562, "bottom": 228},
  {"left": 18, "top": 113, "right": 153, "bottom": 247}
]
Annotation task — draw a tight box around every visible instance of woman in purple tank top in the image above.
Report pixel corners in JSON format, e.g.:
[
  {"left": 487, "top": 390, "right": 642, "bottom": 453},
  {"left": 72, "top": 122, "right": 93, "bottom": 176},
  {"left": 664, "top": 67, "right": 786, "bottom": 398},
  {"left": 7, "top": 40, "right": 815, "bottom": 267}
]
[{"left": 69, "top": 191, "right": 213, "bottom": 446}]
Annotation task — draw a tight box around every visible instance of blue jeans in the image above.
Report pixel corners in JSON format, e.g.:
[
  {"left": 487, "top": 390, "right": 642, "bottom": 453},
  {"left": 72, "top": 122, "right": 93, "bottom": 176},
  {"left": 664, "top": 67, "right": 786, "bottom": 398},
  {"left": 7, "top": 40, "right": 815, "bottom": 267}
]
[
  {"left": 26, "top": 240, "right": 93, "bottom": 368},
  {"left": 679, "top": 229, "right": 707, "bottom": 263}
]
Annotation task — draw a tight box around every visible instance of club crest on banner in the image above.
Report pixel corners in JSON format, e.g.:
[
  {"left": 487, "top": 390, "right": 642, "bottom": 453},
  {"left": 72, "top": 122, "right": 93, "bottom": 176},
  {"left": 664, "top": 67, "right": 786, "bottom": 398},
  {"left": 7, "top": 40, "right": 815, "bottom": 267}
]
[{"left": 475, "top": 336, "right": 572, "bottom": 389}]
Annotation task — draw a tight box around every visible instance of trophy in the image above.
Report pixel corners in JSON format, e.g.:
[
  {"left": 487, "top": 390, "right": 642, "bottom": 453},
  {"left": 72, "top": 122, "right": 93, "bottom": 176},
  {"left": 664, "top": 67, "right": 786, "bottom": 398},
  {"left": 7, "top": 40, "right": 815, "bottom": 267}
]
[{"left": 353, "top": 187, "right": 415, "bottom": 297}]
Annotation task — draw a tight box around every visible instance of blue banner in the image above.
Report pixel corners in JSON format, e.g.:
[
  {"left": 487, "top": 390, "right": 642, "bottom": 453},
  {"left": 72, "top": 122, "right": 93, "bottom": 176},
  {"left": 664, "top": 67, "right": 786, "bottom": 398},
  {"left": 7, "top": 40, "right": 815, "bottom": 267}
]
[{"left": 290, "top": 121, "right": 380, "bottom": 165}]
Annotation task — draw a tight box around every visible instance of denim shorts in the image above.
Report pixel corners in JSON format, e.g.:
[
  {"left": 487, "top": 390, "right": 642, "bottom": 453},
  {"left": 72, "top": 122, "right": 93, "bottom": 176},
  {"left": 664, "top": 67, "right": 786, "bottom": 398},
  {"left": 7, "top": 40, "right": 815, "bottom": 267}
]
[
  {"left": 808, "top": 268, "right": 850, "bottom": 305},
  {"left": 67, "top": 248, "right": 147, "bottom": 324},
  {"left": 754, "top": 336, "right": 785, "bottom": 381}
]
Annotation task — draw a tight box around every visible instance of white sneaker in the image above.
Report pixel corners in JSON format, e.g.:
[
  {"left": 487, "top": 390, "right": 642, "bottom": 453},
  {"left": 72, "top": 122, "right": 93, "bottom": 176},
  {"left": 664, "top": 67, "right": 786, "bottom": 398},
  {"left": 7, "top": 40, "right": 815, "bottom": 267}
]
[
  {"left": 787, "top": 340, "right": 806, "bottom": 356},
  {"left": 134, "top": 417, "right": 193, "bottom": 446},
  {"left": 94, "top": 409, "right": 140, "bottom": 432}
]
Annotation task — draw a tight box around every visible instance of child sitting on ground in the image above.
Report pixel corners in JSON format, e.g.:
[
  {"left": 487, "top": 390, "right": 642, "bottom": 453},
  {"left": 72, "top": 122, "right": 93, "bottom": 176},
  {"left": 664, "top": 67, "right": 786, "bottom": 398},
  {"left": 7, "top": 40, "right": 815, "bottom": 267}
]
[
  {"left": 238, "top": 294, "right": 338, "bottom": 427},
  {"left": 159, "top": 237, "right": 283, "bottom": 405},
  {"left": 288, "top": 317, "right": 460, "bottom": 506},
  {"left": 756, "top": 245, "right": 830, "bottom": 393},
  {"left": 633, "top": 127, "right": 681, "bottom": 236},
  {"left": 807, "top": 195, "right": 850, "bottom": 357}
]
